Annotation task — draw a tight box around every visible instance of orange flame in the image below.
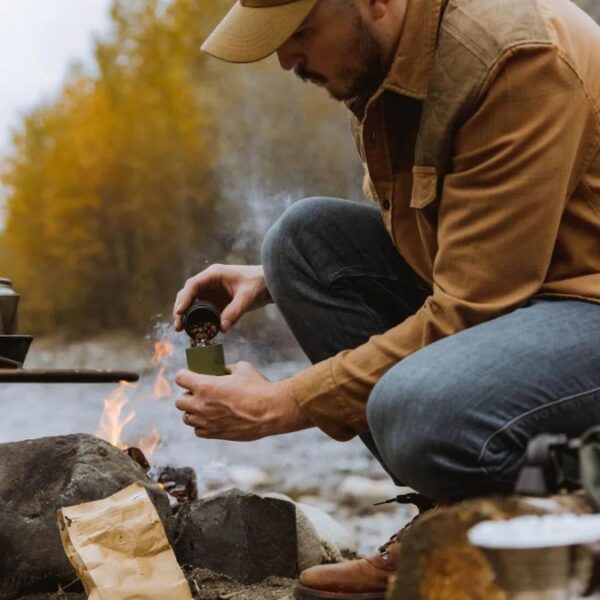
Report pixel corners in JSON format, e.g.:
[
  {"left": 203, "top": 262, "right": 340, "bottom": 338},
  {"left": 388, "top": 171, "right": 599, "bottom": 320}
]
[
  {"left": 136, "top": 425, "right": 161, "bottom": 461},
  {"left": 96, "top": 336, "right": 173, "bottom": 461},
  {"left": 152, "top": 340, "right": 174, "bottom": 398},
  {"left": 97, "top": 382, "right": 136, "bottom": 449},
  {"left": 153, "top": 366, "right": 171, "bottom": 398},
  {"left": 152, "top": 340, "right": 174, "bottom": 365}
]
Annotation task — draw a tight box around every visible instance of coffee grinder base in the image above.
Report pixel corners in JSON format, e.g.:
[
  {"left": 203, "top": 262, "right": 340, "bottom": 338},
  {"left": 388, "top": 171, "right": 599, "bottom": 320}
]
[{"left": 186, "top": 344, "right": 227, "bottom": 376}]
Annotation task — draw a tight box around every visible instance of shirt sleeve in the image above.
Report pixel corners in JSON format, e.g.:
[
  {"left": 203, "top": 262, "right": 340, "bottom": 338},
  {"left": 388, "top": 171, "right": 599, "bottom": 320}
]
[{"left": 288, "top": 45, "right": 593, "bottom": 441}]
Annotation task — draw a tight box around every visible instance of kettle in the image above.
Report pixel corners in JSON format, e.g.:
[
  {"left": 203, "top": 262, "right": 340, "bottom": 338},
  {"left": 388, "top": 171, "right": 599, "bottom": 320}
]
[{"left": 0, "top": 278, "right": 19, "bottom": 334}]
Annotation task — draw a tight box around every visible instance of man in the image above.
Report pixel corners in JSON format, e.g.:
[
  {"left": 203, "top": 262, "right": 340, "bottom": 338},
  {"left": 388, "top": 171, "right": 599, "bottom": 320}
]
[{"left": 173, "top": 0, "right": 600, "bottom": 597}]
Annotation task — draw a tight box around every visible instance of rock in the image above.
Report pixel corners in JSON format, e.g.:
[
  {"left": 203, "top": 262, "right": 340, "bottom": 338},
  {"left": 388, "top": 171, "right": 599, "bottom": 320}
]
[
  {"left": 265, "top": 492, "right": 357, "bottom": 569},
  {"left": 174, "top": 489, "right": 298, "bottom": 584},
  {"left": 296, "top": 501, "right": 357, "bottom": 562},
  {"left": 228, "top": 465, "right": 271, "bottom": 490},
  {"left": 0, "top": 434, "right": 171, "bottom": 600},
  {"left": 338, "top": 476, "right": 402, "bottom": 508},
  {"left": 387, "top": 494, "right": 592, "bottom": 600},
  {"left": 293, "top": 507, "right": 324, "bottom": 571}
]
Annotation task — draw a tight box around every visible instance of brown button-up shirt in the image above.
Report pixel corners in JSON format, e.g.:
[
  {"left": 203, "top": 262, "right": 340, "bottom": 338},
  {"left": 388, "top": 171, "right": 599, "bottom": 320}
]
[{"left": 289, "top": 0, "right": 600, "bottom": 441}]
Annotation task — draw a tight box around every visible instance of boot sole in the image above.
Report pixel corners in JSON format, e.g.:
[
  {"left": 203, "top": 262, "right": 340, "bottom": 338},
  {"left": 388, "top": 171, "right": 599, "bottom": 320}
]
[{"left": 294, "top": 584, "right": 385, "bottom": 600}]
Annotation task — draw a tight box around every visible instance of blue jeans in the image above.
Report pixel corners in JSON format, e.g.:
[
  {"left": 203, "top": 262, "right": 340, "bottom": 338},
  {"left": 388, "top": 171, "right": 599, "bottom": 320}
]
[{"left": 262, "top": 197, "right": 600, "bottom": 501}]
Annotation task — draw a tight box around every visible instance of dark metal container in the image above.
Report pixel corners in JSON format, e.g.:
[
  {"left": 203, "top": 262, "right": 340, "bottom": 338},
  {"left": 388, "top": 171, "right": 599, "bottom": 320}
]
[
  {"left": 0, "top": 278, "right": 19, "bottom": 335},
  {"left": 183, "top": 300, "right": 227, "bottom": 376},
  {"left": 0, "top": 335, "right": 33, "bottom": 368},
  {"left": 182, "top": 300, "right": 221, "bottom": 338}
]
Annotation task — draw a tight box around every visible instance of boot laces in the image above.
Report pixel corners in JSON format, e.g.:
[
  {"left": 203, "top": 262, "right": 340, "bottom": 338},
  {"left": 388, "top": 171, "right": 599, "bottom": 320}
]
[
  {"left": 376, "top": 492, "right": 437, "bottom": 559},
  {"left": 378, "top": 532, "right": 400, "bottom": 560}
]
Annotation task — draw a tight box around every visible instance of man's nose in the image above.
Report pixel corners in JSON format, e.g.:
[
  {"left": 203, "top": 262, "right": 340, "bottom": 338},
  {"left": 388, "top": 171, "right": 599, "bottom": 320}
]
[{"left": 276, "top": 39, "right": 303, "bottom": 71}]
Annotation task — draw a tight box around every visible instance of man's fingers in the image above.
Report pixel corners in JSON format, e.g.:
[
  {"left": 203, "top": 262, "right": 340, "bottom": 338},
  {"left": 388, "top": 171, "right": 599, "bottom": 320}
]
[
  {"left": 173, "top": 285, "right": 195, "bottom": 320},
  {"left": 183, "top": 411, "right": 207, "bottom": 428},
  {"left": 194, "top": 427, "right": 216, "bottom": 439},
  {"left": 172, "top": 266, "right": 224, "bottom": 323},
  {"left": 220, "top": 291, "right": 251, "bottom": 332},
  {"left": 175, "top": 394, "right": 197, "bottom": 413},
  {"left": 175, "top": 368, "right": 210, "bottom": 392}
]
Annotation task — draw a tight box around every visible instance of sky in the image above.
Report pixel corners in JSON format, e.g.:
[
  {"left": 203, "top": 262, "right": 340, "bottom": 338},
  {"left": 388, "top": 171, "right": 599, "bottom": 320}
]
[{"left": 0, "top": 0, "right": 112, "bottom": 154}]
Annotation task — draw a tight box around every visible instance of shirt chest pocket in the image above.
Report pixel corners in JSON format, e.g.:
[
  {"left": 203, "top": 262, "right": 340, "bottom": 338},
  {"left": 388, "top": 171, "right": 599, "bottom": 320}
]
[
  {"left": 410, "top": 166, "right": 438, "bottom": 209},
  {"left": 406, "top": 165, "right": 439, "bottom": 273}
]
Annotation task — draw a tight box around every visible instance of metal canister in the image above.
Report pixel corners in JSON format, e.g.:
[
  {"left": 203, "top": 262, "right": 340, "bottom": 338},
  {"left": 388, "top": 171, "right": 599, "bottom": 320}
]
[
  {"left": 185, "top": 344, "right": 228, "bottom": 376},
  {"left": 183, "top": 300, "right": 227, "bottom": 376},
  {"left": 0, "top": 278, "right": 19, "bottom": 335},
  {"left": 182, "top": 300, "right": 220, "bottom": 339}
]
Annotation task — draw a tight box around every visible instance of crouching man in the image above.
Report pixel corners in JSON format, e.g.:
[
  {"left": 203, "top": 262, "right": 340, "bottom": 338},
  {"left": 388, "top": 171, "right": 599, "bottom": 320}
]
[{"left": 173, "top": 0, "right": 600, "bottom": 597}]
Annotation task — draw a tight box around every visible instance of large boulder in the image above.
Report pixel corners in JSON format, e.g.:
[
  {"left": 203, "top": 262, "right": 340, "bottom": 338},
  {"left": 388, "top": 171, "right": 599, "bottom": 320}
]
[
  {"left": 0, "top": 434, "right": 171, "bottom": 600},
  {"left": 174, "top": 489, "right": 298, "bottom": 584}
]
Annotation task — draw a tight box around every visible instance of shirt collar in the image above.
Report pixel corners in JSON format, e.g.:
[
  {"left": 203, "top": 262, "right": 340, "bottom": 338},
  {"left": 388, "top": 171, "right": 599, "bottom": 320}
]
[
  {"left": 382, "top": 0, "right": 446, "bottom": 100},
  {"left": 346, "top": 0, "right": 446, "bottom": 119}
]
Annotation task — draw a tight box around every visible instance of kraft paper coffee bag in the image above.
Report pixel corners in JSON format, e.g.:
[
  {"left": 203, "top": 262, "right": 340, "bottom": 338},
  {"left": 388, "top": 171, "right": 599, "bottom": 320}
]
[{"left": 58, "top": 482, "right": 192, "bottom": 600}]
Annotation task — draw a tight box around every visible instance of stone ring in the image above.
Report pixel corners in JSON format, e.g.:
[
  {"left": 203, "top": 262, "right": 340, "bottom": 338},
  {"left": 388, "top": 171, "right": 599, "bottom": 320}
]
[{"left": 183, "top": 412, "right": 192, "bottom": 426}]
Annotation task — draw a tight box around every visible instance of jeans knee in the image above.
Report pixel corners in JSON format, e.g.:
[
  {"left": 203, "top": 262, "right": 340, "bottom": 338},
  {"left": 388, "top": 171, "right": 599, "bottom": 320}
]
[
  {"left": 262, "top": 197, "right": 337, "bottom": 300},
  {"left": 367, "top": 363, "right": 481, "bottom": 501}
]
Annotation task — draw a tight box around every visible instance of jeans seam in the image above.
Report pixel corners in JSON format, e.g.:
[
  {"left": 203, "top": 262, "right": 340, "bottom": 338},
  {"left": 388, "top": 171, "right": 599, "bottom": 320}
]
[
  {"left": 328, "top": 270, "right": 423, "bottom": 319},
  {"left": 478, "top": 384, "right": 600, "bottom": 479},
  {"left": 326, "top": 266, "right": 409, "bottom": 285}
]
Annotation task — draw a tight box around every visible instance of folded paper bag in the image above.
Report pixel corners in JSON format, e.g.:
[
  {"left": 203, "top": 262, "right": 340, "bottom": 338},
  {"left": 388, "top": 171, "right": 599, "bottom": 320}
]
[{"left": 57, "top": 482, "right": 192, "bottom": 600}]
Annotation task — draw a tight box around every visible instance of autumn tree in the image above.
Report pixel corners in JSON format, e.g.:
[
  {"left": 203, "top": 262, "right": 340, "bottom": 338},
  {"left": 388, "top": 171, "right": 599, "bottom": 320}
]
[
  {"left": 1, "top": 0, "right": 224, "bottom": 334},
  {"left": 0, "top": 0, "right": 363, "bottom": 337}
]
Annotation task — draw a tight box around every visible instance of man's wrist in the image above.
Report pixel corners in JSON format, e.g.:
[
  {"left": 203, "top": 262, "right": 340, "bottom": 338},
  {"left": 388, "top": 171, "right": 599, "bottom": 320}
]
[{"left": 269, "top": 378, "right": 312, "bottom": 434}]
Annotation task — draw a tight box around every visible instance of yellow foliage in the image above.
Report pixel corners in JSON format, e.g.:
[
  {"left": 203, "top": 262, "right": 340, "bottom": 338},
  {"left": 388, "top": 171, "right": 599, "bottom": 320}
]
[
  {"left": 0, "top": 0, "right": 224, "bottom": 334},
  {"left": 0, "top": 0, "right": 363, "bottom": 336}
]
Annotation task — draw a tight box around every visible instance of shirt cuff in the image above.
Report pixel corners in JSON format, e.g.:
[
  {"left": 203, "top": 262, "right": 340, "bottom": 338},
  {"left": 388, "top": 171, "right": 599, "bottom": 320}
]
[{"left": 289, "top": 358, "right": 369, "bottom": 442}]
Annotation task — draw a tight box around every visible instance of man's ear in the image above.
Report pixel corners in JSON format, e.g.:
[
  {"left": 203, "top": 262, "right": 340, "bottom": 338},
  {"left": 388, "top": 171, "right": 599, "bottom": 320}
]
[{"left": 366, "top": 0, "right": 390, "bottom": 20}]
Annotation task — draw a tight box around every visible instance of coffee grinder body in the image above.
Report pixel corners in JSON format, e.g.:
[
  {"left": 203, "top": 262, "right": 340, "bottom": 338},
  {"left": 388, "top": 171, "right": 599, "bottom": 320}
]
[{"left": 183, "top": 301, "right": 227, "bottom": 376}]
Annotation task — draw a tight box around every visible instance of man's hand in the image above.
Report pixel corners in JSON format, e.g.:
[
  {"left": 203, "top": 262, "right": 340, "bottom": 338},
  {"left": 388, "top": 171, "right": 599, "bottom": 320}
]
[
  {"left": 175, "top": 362, "right": 312, "bottom": 441},
  {"left": 173, "top": 264, "right": 270, "bottom": 333}
]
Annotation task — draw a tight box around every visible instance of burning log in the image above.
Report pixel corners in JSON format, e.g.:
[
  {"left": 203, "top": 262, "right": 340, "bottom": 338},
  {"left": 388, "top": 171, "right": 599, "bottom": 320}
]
[
  {"left": 125, "top": 447, "right": 198, "bottom": 504},
  {"left": 151, "top": 465, "right": 199, "bottom": 503}
]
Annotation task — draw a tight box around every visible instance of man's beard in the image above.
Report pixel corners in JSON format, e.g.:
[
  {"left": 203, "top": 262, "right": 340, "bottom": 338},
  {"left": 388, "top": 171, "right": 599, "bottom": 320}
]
[{"left": 294, "top": 14, "right": 386, "bottom": 102}]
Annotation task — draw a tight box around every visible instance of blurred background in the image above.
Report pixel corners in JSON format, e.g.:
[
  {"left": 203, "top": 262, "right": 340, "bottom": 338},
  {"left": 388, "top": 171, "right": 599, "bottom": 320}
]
[{"left": 0, "top": 0, "right": 363, "bottom": 337}]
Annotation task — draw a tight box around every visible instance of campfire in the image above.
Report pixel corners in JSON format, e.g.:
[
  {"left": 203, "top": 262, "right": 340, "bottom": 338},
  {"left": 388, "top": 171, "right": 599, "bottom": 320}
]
[
  {"left": 96, "top": 334, "right": 197, "bottom": 504},
  {"left": 97, "top": 337, "right": 173, "bottom": 457}
]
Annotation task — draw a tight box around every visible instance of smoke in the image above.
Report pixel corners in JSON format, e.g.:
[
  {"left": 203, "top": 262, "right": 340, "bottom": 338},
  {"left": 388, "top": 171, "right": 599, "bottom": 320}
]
[{"left": 208, "top": 57, "right": 364, "bottom": 263}]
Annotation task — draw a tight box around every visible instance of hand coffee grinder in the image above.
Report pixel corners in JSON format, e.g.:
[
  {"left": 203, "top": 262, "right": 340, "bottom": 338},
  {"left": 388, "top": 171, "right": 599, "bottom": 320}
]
[{"left": 183, "top": 301, "right": 227, "bottom": 376}]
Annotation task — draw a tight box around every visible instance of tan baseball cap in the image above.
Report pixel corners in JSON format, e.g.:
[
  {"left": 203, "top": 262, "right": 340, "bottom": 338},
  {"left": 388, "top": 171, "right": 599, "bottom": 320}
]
[{"left": 201, "top": 0, "right": 320, "bottom": 64}]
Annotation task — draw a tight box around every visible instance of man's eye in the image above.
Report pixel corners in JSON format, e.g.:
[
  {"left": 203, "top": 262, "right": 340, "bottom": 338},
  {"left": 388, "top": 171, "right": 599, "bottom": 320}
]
[{"left": 292, "top": 27, "right": 309, "bottom": 39}]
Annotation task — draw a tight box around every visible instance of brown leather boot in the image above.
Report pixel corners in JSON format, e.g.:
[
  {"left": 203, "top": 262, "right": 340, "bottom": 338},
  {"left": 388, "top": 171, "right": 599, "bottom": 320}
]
[
  {"left": 293, "top": 532, "right": 400, "bottom": 600},
  {"left": 293, "top": 493, "right": 437, "bottom": 600}
]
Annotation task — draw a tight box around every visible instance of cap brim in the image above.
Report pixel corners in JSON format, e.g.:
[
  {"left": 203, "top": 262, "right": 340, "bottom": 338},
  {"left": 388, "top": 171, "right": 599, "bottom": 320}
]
[{"left": 201, "top": 0, "right": 319, "bottom": 64}]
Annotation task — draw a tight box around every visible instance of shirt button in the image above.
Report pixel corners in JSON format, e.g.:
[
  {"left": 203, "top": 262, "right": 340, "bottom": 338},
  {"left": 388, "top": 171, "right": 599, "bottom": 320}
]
[
  {"left": 382, "top": 199, "right": 390, "bottom": 211},
  {"left": 371, "top": 131, "right": 377, "bottom": 141}
]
